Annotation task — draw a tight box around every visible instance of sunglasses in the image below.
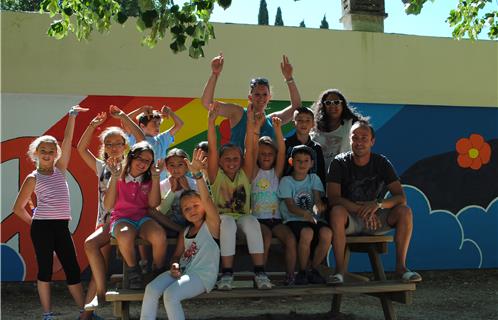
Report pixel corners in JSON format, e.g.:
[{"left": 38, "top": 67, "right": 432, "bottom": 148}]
[
  {"left": 105, "top": 142, "right": 125, "bottom": 148},
  {"left": 250, "top": 77, "right": 270, "bottom": 88},
  {"left": 323, "top": 99, "right": 343, "bottom": 106}
]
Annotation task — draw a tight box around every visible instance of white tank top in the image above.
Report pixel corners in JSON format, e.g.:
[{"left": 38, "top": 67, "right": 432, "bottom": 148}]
[{"left": 179, "top": 222, "right": 220, "bottom": 292}]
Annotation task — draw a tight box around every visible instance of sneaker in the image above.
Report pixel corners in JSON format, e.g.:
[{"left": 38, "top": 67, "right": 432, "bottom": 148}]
[
  {"left": 327, "top": 273, "right": 344, "bottom": 286},
  {"left": 254, "top": 272, "right": 272, "bottom": 290},
  {"left": 285, "top": 273, "right": 295, "bottom": 286},
  {"left": 216, "top": 273, "right": 234, "bottom": 291},
  {"left": 294, "top": 270, "right": 308, "bottom": 285},
  {"left": 42, "top": 312, "right": 54, "bottom": 320},
  {"left": 127, "top": 265, "right": 144, "bottom": 290},
  {"left": 139, "top": 259, "right": 150, "bottom": 275},
  {"left": 307, "top": 268, "right": 325, "bottom": 284}
]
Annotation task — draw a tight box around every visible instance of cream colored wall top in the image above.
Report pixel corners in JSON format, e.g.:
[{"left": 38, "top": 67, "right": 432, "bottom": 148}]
[{"left": 2, "top": 11, "right": 497, "bottom": 107}]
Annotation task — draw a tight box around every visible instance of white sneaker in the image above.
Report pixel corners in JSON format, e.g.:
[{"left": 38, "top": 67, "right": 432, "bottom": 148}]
[
  {"left": 216, "top": 274, "right": 234, "bottom": 291},
  {"left": 254, "top": 273, "right": 272, "bottom": 290}
]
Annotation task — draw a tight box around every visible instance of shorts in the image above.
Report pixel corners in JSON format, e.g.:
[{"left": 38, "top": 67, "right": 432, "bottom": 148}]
[
  {"left": 345, "top": 208, "right": 393, "bottom": 235},
  {"left": 110, "top": 216, "right": 152, "bottom": 238},
  {"left": 257, "top": 218, "right": 283, "bottom": 230},
  {"left": 286, "top": 220, "right": 330, "bottom": 251}
]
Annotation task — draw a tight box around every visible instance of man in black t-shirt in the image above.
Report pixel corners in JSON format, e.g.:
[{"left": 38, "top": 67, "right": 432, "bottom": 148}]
[{"left": 326, "top": 120, "right": 422, "bottom": 285}]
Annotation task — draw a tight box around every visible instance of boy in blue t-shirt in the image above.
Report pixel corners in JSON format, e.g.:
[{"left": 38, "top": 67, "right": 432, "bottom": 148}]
[
  {"left": 277, "top": 145, "right": 332, "bottom": 285},
  {"left": 124, "top": 105, "right": 184, "bottom": 179}
]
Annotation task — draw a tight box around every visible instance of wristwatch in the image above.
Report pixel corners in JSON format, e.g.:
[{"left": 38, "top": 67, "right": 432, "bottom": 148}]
[{"left": 376, "top": 199, "right": 383, "bottom": 209}]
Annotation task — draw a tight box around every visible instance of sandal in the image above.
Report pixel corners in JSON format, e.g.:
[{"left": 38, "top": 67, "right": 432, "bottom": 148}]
[
  {"left": 400, "top": 270, "right": 422, "bottom": 283},
  {"left": 327, "top": 273, "right": 344, "bottom": 286}
]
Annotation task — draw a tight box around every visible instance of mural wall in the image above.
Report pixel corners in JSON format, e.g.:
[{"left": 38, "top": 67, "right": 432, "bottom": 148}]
[{"left": 1, "top": 12, "right": 497, "bottom": 281}]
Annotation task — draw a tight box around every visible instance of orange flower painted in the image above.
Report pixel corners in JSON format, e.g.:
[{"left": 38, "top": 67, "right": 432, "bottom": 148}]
[{"left": 456, "top": 134, "right": 491, "bottom": 170}]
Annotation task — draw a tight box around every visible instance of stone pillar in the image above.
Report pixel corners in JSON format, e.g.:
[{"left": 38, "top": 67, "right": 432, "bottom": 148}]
[{"left": 340, "top": 0, "right": 388, "bottom": 32}]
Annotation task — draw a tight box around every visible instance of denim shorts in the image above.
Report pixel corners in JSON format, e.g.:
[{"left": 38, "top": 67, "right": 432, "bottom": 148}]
[{"left": 110, "top": 216, "right": 152, "bottom": 238}]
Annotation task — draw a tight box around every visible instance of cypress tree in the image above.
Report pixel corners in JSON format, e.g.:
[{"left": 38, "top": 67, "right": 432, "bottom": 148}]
[
  {"left": 258, "top": 0, "right": 269, "bottom": 25},
  {"left": 275, "top": 7, "right": 284, "bottom": 26},
  {"left": 299, "top": 20, "right": 306, "bottom": 28},
  {"left": 320, "top": 14, "right": 329, "bottom": 29}
]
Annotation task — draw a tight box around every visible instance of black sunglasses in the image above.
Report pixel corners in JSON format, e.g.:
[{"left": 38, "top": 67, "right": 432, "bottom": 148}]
[{"left": 250, "top": 77, "right": 270, "bottom": 89}]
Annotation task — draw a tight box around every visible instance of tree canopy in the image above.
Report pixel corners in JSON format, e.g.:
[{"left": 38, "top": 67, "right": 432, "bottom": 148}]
[
  {"left": 274, "top": 7, "right": 284, "bottom": 26},
  {"left": 320, "top": 14, "right": 329, "bottom": 29},
  {"left": 403, "top": 0, "right": 497, "bottom": 40}
]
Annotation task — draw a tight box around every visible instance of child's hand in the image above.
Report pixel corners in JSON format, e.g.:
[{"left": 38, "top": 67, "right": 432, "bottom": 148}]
[
  {"left": 280, "top": 55, "right": 293, "bottom": 81},
  {"left": 160, "top": 106, "right": 172, "bottom": 119},
  {"left": 106, "top": 157, "right": 122, "bottom": 177},
  {"left": 90, "top": 112, "right": 107, "bottom": 128},
  {"left": 170, "top": 262, "right": 181, "bottom": 278},
  {"left": 306, "top": 211, "right": 317, "bottom": 224},
  {"left": 69, "top": 105, "right": 89, "bottom": 116},
  {"left": 109, "top": 105, "right": 124, "bottom": 118},
  {"left": 211, "top": 52, "right": 224, "bottom": 75},
  {"left": 314, "top": 201, "right": 327, "bottom": 214},
  {"left": 177, "top": 176, "right": 190, "bottom": 191},
  {"left": 208, "top": 102, "right": 219, "bottom": 123},
  {"left": 151, "top": 159, "right": 164, "bottom": 177},
  {"left": 254, "top": 111, "right": 266, "bottom": 129},
  {"left": 185, "top": 148, "right": 207, "bottom": 174},
  {"left": 169, "top": 176, "right": 179, "bottom": 192},
  {"left": 271, "top": 116, "right": 282, "bottom": 130}
]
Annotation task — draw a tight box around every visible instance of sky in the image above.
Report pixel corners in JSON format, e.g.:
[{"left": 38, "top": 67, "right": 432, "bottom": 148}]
[{"left": 210, "top": 0, "right": 492, "bottom": 39}]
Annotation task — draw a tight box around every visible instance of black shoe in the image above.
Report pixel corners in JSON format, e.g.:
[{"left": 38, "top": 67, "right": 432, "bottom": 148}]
[
  {"left": 127, "top": 266, "right": 144, "bottom": 290},
  {"left": 294, "top": 270, "right": 309, "bottom": 285},
  {"left": 307, "top": 268, "right": 325, "bottom": 284}
]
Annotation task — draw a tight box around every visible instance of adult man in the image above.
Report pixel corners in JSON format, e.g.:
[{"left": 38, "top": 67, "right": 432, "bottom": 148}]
[{"left": 326, "top": 120, "right": 422, "bottom": 284}]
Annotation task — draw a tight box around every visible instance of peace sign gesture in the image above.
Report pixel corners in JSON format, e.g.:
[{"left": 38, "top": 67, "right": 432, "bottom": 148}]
[{"left": 280, "top": 55, "right": 293, "bottom": 81}]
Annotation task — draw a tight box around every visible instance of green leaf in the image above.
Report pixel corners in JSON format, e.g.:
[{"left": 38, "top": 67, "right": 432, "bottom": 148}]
[
  {"left": 47, "top": 20, "right": 66, "bottom": 39},
  {"left": 217, "top": 0, "right": 231, "bottom": 10},
  {"left": 117, "top": 11, "right": 128, "bottom": 24}
]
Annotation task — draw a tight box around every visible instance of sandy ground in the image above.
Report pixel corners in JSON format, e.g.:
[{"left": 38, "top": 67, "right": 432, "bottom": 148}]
[{"left": 2, "top": 269, "right": 497, "bottom": 320}]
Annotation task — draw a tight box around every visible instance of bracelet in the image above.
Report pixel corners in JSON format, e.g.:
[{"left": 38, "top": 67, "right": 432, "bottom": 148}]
[
  {"left": 285, "top": 77, "right": 294, "bottom": 84},
  {"left": 192, "top": 171, "right": 203, "bottom": 180},
  {"left": 69, "top": 107, "right": 79, "bottom": 116},
  {"left": 151, "top": 173, "right": 160, "bottom": 178}
]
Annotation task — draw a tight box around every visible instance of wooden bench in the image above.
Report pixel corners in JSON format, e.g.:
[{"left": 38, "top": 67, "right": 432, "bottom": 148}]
[{"left": 107, "top": 235, "right": 416, "bottom": 320}]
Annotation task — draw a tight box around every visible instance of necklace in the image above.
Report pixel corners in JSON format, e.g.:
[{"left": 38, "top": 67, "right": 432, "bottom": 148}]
[{"left": 37, "top": 166, "right": 54, "bottom": 174}]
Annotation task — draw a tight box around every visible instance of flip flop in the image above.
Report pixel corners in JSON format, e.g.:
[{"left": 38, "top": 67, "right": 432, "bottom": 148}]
[
  {"left": 327, "top": 273, "right": 344, "bottom": 286},
  {"left": 401, "top": 270, "right": 422, "bottom": 283}
]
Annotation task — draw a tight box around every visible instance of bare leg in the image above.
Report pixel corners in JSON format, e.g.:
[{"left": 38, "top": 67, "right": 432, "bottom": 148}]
[
  {"left": 387, "top": 205, "right": 413, "bottom": 274},
  {"left": 37, "top": 280, "right": 51, "bottom": 313},
  {"left": 139, "top": 220, "right": 167, "bottom": 269},
  {"left": 114, "top": 222, "right": 138, "bottom": 267},
  {"left": 272, "top": 224, "right": 297, "bottom": 275},
  {"left": 298, "top": 228, "right": 313, "bottom": 271},
  {"left": 329, "top": 206, "right": 349, "bottom": 274},
  {"left": 260, "top": 224, "right": 272, "bottom": 265},
  {"left": 67, "top": 282, "right": 85, "bottom": 309},
  {"left": 250, "top": 253, "right": 265, "bottom": 266},
  {"left": 84, "top": 225, "right": 111, "bottom": 299},
  {"left": 221, "top": 255, "right": 234, "bottom": 269},
  {"left": 312, "top": 226, "right": 332, "bottom": 269}
]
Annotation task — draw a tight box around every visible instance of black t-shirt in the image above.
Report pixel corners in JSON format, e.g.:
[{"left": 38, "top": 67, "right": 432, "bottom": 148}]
[{"left": 327, "top": 152, "right": 399, "bottom": 202}]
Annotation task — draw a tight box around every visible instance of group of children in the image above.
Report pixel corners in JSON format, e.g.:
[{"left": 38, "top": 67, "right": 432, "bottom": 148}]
[{"left": 13, "top": 54, "right": 374, "bottom": 320}]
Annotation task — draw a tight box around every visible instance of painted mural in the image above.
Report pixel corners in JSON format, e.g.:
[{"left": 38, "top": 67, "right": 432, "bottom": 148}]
[{"left": 1, "top": 95, "right": 497, "bottom": 281}]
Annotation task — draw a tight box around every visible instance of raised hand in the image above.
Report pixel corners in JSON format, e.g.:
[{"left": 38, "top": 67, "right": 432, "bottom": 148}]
[
  {"left": 177, "top": 176, "right": 190, "bottom": 191},
  {"left": 109, "top": 105, "right": 125, "bottom": 119},
  {"left": 90, "top": 112, "right": 107, "bottom": 128},
  {"left": 69, "top": 105, "right": 89, "bottom": 115},
  {"left": 208, "top": 102, "right": 220, "bottom": 123},
  {"left": 106, "top": 157, "right": 122, "bottom": 177},
  {"left": 211, "top": 52, "right": 224, "bottom": 75},
  {"left": 161, "top": 105, "right": 172, "bottom": 119},
  {"left": 280, "top": 55, "right": 293, "bottom": 81},
  {"left": 151, "top": 159, "right": 164, "bottom": 177},
  {"left": 185, "top": 148, "right": 207, "bottom": 174},
  {"left": 271, "top": 116, "right": 282, "bottom": 130},
  {"left": 254, "top": 111, "right": 266, "bottom": 129}
]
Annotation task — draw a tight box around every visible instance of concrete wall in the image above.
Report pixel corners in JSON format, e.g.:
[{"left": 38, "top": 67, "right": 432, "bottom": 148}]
[{"left": 1, "top": 12, "right": 497, "bottom": 281}]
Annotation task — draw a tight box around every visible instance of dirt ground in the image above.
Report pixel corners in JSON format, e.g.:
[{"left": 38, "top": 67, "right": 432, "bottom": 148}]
[{"left": 2, "top": 269, "right": 497, "bottom": 320}]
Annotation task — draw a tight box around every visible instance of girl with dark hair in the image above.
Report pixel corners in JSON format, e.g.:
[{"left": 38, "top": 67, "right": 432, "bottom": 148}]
[
  {"left": 104, "top": 141, "right": 167, "bottom": 290},
  {"left": 311, "top": 89, "right": 364, "bottom": 170}
]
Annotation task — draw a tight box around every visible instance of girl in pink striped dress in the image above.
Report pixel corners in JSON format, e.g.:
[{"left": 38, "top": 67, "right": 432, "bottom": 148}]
[{"left": 13, "top": 106, "right": 88, "bottom": 320}]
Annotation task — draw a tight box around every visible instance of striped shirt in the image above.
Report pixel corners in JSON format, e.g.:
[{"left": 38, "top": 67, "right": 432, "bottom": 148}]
[{"left": 32, "top": 167, "right": 71, "bottom": 220}]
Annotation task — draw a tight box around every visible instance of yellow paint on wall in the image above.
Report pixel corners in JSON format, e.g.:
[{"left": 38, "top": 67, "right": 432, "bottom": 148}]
[{"left": 1, "top": 12, "right": 497, "bottom": 108}]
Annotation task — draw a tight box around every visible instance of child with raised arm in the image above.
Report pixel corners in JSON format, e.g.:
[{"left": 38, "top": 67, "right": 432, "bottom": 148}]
[
  {"left": 125, "top": 105, "right": 184, "bottom": 166},
  {"left": 13, "top": 106, "right": 88, "bottom": 320},
  {"left": 277, "top": 145, "right": 333, "bottom": 285},
  {"left": 140, "top": 149, "right": 220, "bottom": 320},
  {"left": 251, "top": 116, "right": 297, "bottom": 285},
  {"left": 77, "top": 105, "right": 144, "bottom": 315},
  {"left": 149, "top": 148, "right": 198, "bottom": 237},
  {"left": 208, "top": 102, "right": 272, "bottom": 290},
  {"left": 104, "top": 141, "right": 167, "bottom": 289}
]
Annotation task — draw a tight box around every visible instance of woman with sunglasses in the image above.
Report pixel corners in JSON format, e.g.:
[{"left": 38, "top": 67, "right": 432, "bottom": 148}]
[
  {"left": 310, "top": 89, "right": 364, "bottom": 171},
  {"left": 201, "top": 53, "right": 302, "bottom": 150}
]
